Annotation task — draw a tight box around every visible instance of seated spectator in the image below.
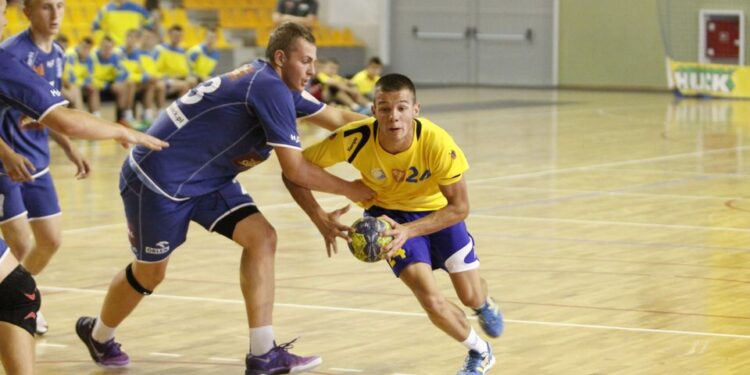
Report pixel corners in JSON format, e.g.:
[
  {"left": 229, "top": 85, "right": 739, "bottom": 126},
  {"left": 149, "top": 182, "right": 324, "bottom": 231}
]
[
  {"left": 350, "top": 56, "right": 383, "bottom": 101},
  {"left": 92, "top": 0, "right": 152, "bottom": 45},
  {"left": 316, "top": 58, "right": 370, "bottom": 114},
  {"left": 156, "top": 25, "right": 198, "bottom": 96},
  {"left": 272, "top": 0, "right": 318, "bottom": 28},
  {"left": 138, "top": 26, "right": 167, "bottom": 109},
  {"left": 56, "top": 34, "right": 84, "bottom": 110},
  {"left": 143, "top": 0, "right": 164, "bottom": 38},
  {"left": 65, "top": 37, "right": 101, "bottom": 115},
  {"left": 187, "top": 26, "right": 220, "bottom": 83},
  {"left": 120, "top": 29, "right": 159, "bottom": 127},
  {"left": 92, "top": 35, "right": 136, "bottom": 127}
]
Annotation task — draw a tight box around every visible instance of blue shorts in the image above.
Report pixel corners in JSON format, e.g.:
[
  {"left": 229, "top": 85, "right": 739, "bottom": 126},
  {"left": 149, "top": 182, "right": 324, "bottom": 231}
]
[
  {"left": 365, "top": 206, "right": 479, "bottom": 277},
  {"left": 120, "top": 170, "right": 257, "bottom": 262},
  {"left": 0, "top": 170, "right": 60, "bottom": 223}
]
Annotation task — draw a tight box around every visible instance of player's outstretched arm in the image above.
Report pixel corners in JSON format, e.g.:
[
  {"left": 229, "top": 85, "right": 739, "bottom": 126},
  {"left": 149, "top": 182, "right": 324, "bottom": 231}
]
[
  {"left": 282, "top": 175, "right": 353, "bottom": 256},
  {"left": 304, "top": 105, "right": 367, "bottom": 131},
  {"left": 381, "top": 177, "right": 470, "bottom": 258},
  {"left": 40, "top": 106, "right": 169, "bottom": 151},
  {"left": 275, "top": 146, "right": 373, "bottom": 202}
]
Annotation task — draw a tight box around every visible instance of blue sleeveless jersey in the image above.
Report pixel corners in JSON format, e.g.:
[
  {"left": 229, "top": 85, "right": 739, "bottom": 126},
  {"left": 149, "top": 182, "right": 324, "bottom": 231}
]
[
  {"left": 127, "top": 60, "right": 325, "bottom": 200},
  {"left": 0, "top": 30, "right": 66, "bottom": 173}
]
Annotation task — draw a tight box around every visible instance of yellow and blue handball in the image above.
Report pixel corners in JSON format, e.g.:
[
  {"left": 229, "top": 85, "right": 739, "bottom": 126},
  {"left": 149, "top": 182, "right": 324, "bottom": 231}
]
[{"left": 348, "top": 217, "right": 393, "bottom": 263}]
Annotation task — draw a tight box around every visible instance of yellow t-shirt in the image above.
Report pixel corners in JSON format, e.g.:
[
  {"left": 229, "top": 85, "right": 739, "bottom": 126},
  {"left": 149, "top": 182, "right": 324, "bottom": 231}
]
[
  {"left": 303, "top": 117, "right": 469, "bottom": 211},
  {"left": 156, "top": 44, "right": 190, "bottom": 79},
  {"left": 350, "top": 70, "right": 379, "bottom": 96}
]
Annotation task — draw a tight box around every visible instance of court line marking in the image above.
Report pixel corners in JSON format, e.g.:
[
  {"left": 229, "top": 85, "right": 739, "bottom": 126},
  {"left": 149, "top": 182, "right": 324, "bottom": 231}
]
[
  {"left": 209, "top": 357, "right": 241, "bottom": 362},
  {"left": 467, "top": 144, "right": 750, "bottom": 185},
  {"left": 37, "top": 343, "right": 68, "bottom": 348},
  {"left": 481, "top": 185, "right": 750, "bottom": 202},
  {"left": 329, "top": 368, "right": 364, "bottom": 373},
  {"left": 471, "top": 214, "right": 750, "bottom": 233},
  {"left": 42, "top": 286, "right": 750, "bottom": 340},
  {"left": 150, "top": 352, "right": 182, "bottom": 358}
]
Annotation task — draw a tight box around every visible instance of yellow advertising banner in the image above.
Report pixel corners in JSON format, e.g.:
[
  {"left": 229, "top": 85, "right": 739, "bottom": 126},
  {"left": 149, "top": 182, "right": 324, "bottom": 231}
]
[{"left": 667, "top": 58, "right": 750, "bottom": 99}]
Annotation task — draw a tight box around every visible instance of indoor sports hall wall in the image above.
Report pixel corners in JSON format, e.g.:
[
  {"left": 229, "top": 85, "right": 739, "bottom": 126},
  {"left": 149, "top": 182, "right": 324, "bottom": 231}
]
[{"left": 557, "top": 0, "right": 667, "bottom": 89}]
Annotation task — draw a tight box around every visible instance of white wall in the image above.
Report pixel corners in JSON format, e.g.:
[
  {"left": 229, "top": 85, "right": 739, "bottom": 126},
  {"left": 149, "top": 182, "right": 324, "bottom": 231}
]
[{"left": 318, "top": 0, "right": 390, "bottom": 63}]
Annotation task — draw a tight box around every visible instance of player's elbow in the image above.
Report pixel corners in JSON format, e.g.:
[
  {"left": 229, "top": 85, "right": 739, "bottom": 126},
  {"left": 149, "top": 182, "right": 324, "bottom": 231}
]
[
  {"left": 282, "top": 168, "right": 308, "bottom": 188},
  {"left": 452, "top": 201, "right": 470, "bottom": 221}
]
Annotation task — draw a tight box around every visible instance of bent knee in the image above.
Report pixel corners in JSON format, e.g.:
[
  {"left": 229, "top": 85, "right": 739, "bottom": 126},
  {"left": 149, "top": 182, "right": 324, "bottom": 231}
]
[
  {"left": 420, "top": 294, "right": 449, "bottom": 316},
  {"left": 132, "top": 263, "right": 167, "bottom": 289},
  {"left": 236, "top": 221, "right": 277, "bottom": 251}
]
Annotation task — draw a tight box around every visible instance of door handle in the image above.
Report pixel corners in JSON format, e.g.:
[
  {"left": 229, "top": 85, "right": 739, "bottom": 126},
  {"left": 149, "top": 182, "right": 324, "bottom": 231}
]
[
  {"left": 412, "top": 26, "right": 468, "bottom": 40},
  {"left": 475, "top": 28, "right": 533, "bottom": 42}
]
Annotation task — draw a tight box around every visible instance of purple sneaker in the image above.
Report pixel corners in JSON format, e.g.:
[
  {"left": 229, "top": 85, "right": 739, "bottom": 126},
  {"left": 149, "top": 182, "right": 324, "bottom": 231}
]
[
  {"left": 245, "top": 339, "right": 322, "bottom": 375},
  {"left": 75, "top": 316, "right": 130, "bottom": 368}
]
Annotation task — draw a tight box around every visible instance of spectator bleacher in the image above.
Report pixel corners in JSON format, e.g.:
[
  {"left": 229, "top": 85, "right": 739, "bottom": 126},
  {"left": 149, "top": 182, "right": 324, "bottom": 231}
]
[{"left": 0, "top": 0, "right": 362, "bottom": 50}]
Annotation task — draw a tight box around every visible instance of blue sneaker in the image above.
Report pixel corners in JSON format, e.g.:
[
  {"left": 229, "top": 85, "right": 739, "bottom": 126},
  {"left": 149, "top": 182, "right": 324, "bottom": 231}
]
[
  {"left": 474, "top": 298, "right": 503, "bottom": 338},
  {"left": 456, "top": 344, "right": 496, "bottom": 375},
  {"left": 75, "top": 316, "right": 130, "bottom": 368},
  {"left": 245, "top": 339, "right": 322, "bottom": 375}
]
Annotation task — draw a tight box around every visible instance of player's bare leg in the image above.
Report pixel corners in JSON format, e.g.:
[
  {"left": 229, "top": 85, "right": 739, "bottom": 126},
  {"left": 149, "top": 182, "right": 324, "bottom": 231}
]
[
  {"left": 100, "top": 259, "right": 169, "bottom": 328},
  {"left": 0, "top": 216, "right": 32, "bottom": 262},
  {"left": 451, "top": 270, "right": 504, "bottom": 338},
  {"left": 399, "top": 262, "right": 472, "bottom": 341},
  {"left": 76, "top": 259, "right": 168, "bottom": 368},
  {"left": 24, "top": 216, "right": 62, "bottom": 275},
  {"left": 0, "top": 322, "right": 35, "bottom": 375},
  {"left": 234, "top": 213, "right": 322, "bottom": 374},
  {"left": 400, "top": 263, "right": 496, "bottom": 374}
]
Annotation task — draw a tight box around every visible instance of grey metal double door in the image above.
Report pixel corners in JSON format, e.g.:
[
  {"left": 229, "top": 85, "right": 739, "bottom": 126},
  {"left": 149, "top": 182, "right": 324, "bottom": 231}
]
[{"left": 390, "top": 0, "right": 554, "bottom": 86}]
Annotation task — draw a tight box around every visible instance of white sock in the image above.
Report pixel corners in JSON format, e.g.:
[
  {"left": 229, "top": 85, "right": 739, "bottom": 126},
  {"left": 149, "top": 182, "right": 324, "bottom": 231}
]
[
  {"left": 93, "top": 111, "right": 101, "bottom": 118},
  {"left": 125, "top": 109, "right": 135, "bottom": 121},
  {"left": 461, "top": 327, "right": 489, "bottom": 354},
  {"left": 250, "top": 325, "right": 275, "bottom": 355},
  {"left": 92, "top": 317, "right": 116, "bottom": 344},
  {"left": 144, "top": 109, "right": 154, "bottom": 121}
]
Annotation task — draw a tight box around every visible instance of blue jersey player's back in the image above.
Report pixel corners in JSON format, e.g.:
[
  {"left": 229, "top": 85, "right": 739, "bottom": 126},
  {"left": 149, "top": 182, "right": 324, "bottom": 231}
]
[{"left": 127, "top": 59, "right": 324, "bottom": 200}]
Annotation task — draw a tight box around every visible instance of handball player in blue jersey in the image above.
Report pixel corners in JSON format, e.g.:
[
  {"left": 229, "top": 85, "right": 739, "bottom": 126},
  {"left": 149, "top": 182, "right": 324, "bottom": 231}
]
[
  {"left": 75, "top": 22, "right": 371, "bottom": 374},
  {"left": 0, "top": 1, "right": 167, "bottom": 372},
  {"left": 0, "top": 0, "right": 94, "bottom": 335}
]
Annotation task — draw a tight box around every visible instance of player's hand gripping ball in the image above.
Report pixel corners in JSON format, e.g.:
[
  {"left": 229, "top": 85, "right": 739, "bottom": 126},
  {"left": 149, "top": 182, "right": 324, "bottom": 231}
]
[{"left": 348, "top": 217, "right": 393, "bottom": 262}]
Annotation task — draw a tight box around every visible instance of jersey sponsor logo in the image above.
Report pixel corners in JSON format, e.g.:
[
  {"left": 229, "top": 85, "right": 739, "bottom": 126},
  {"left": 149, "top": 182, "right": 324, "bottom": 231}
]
[
  {"left": 32, "top": 64, "right": 45, "bottom": 76},
  {"left": 166, "top": 102, "right": 188, "bottom": 128},
  {"left": 233, "top": 151, "right": 267, "bottom": 171},
  {"left": 144, "top": 241, "right": 170, "bottom": 255},
  {"left": 47, "top": 59, "right": 55, "bottom": 68},
  {"left": 371, "top": 168, "right": 385, "bottom": 181},
  {"left": 227, "top": 64, "right": 255, "bottom": 80},
  {"left": 347, "top": 137, "right": 359, "bottom": 152},
  {"left": 290, "top": 134, "right": 300, "bottom": 144},
  {"left": 19, "top": 115, "right": 44, "bottom": 130},
  {"left": 391, "top": 169, "right": 405, "bottom": 182}
]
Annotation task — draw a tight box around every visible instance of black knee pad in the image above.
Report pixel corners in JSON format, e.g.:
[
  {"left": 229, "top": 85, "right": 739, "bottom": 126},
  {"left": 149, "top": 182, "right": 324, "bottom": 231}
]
[{"left": 125, "top": 263, "right": 153, "bottom": 296}]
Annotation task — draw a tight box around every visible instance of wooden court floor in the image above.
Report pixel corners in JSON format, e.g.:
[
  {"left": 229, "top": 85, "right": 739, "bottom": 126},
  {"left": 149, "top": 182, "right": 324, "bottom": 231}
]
[{"left": 20, "top": 88, "right": 750, "bottom": 374}]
